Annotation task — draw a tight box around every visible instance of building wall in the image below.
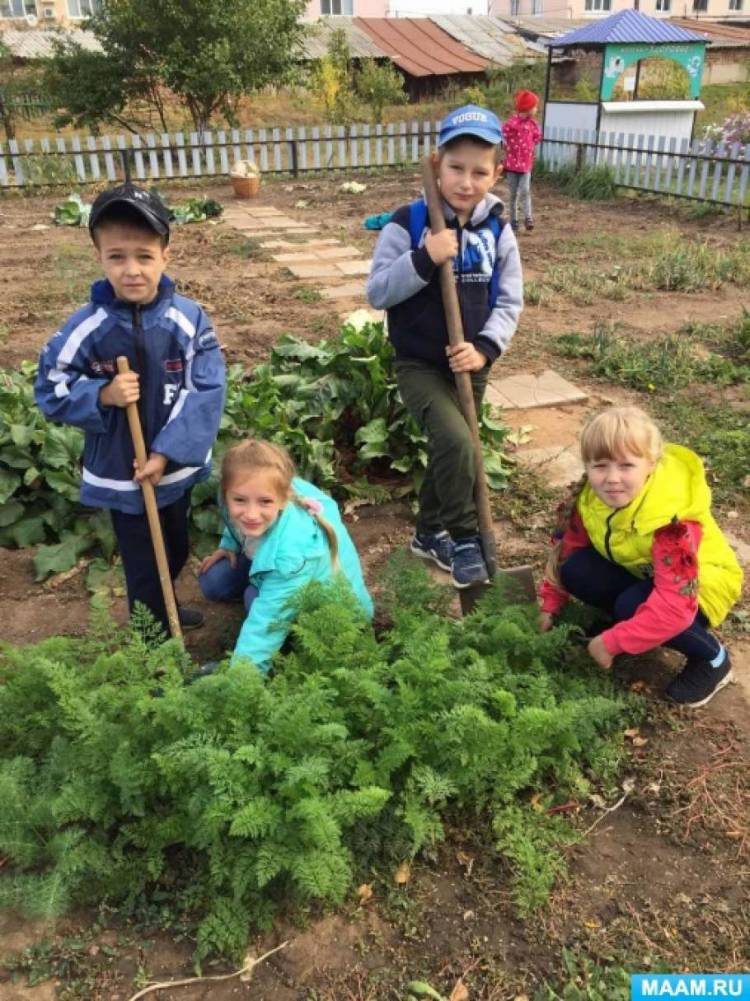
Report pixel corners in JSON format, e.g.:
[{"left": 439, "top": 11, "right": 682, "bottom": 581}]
[
  {"left": 1, "top": 0, "right": 97, "bottom": 27},
  {"left": 499, "top": 0, "right": 750, "bottom": 18},
  {"left": 303, "top": 0, "right": 389, "bottom": 18}
]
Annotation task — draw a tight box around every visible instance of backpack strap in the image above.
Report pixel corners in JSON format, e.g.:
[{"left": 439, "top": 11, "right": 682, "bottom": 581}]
[
  {"left": 409, "top": 198, "right": 504, "bottom": 310},
  {"left": 486, "top": 212, "right": 503, "bottom": 311},
  {"left": 408, "top": 198, "right": 429, "bottom": 250}
]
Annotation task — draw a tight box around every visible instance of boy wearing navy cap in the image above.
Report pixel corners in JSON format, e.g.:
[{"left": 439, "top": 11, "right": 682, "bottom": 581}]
[
  {"left": 367, "top": 104, "right": 523, "bottom": 588},
  {"left": 35, "top": 183, "right": 226, "bottom": 635}
]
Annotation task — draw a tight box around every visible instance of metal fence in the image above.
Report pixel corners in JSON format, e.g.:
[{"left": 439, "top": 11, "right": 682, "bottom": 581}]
[
  {"left": 0, "top": 120, "right": 442, "bottom": 188},
  {"left": 541, "top": 125, "right": 750, "bottom": 210}
]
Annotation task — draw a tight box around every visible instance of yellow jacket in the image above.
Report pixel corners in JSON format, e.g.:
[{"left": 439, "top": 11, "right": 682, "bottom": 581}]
[{"left": 577, "top": 444, "right": 742, "bottom": 627}]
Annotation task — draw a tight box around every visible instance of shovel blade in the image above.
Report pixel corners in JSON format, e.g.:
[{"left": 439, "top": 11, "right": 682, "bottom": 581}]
[{"left": 458, "top": 565, "right": 536, "bottom": 617}]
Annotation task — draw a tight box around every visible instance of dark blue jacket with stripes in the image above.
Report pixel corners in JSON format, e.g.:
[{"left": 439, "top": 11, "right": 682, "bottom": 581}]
[{"left": 35, "top": 275, "right": 226, "bottom": 515}]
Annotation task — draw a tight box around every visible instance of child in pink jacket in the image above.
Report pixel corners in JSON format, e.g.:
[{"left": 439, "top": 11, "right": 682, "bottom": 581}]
[{"left": 502, "top": 90, "right": 543, "bottom": 232}]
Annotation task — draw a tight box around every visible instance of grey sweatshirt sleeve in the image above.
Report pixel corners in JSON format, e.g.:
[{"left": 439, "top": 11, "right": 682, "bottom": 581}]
[
  {"left": 475, "top": 223, "right": 524, "bottom": 363},
  {"left": 367, "top": 212, "right": 436, "bottom": 310}
]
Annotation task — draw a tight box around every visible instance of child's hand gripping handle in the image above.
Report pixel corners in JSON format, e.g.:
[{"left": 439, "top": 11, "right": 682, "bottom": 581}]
[
  {"left": 116, "top": 356, "right": 183, "bottom": 642},
  {"left": 420, "top": 157, "right": 497, "bottom": 579}
]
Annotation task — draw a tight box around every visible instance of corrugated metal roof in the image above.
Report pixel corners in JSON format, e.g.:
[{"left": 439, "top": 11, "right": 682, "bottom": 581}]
[
  {"left": 302, "top": 18, "right": 384, "bottom": 60},
  {"left": 1, "top": 26, "right": 101, "bottom": 59},
  {"left": 547, "top": 9, "right": 707, "bottom": 47},
  {"left": 668, "top": 17, "right": 750, "bottom": 48},
  {"left": 431, "top": 14, "right": 544, "bottom": 65},
  {"left": 354, "top": 17, "right": 489, "bottom": 77},
  {"left": 499, "top": 15, "right": 588, "bottom": 39}
]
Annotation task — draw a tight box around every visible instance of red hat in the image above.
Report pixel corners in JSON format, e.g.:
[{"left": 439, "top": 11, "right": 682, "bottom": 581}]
[{"left": 515, "top": 90, "right": 539, "bottom": 113}]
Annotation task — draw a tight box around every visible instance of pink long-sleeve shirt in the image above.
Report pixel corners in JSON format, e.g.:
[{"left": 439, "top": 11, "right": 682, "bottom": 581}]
[
  {"left": 502, "top": 114, "right": 543, "bottom": 174},
  {"left": 540, "top": 511, "right": 703, "bottom": 656}
]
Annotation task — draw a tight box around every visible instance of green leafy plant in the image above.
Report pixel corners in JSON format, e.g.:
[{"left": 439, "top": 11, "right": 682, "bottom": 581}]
[
  {"left": 0, "top": 562, "right": 638, "bottom": 963},
  {"left": 0, "top": 320, "right": 511, "bottom": 574},
  {"left": 534, "top": 949, "right": 632, "bottom": 1000},
  {"left": 53, "top": 193, "right": 91, "bottom": 227},
  {"left": 355, "top": 58, "right": 406, "bottom": 122}
]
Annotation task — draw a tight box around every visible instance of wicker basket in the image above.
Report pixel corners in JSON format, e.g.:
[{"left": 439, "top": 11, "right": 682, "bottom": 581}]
[{"left": 231, "top": 175, "right": 260, "bottom": 199}]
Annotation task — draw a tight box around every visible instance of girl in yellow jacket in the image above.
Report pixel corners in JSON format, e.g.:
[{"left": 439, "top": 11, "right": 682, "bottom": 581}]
[{"left": 540, "top": 407, "right": 742, "bottom": 708}]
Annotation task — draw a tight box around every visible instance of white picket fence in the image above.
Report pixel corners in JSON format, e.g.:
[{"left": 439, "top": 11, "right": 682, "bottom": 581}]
[
  {"left": 541, "top": 125, "right": 750, "bottom": 209},
  {"left": 0, "top": 120, "right": 442, "bottom": 189},
  {"left": 3, "top": 119, "right": 749, "bottom": 209}
]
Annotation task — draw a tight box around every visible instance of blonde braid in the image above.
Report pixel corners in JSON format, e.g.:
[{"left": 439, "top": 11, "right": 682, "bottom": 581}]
[{"left": 292, "top": 495, "right": 340, "bottom": 572}]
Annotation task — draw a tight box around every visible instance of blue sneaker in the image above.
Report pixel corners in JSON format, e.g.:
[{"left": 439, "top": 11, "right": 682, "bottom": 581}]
[
  {"left": 451, "top": 536, "right": 489, "bottom": 589},
  {"left": 410, "top": 529, "right": 454, "bottom": 573},
  {"left": 665, "top": 650, "right": 733, "bottom": 708}
]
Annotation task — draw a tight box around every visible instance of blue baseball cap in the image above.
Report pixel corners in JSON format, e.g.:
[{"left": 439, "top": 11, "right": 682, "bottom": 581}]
[{"left": 438, "top": 104, "right": 502, "bottom": 147}]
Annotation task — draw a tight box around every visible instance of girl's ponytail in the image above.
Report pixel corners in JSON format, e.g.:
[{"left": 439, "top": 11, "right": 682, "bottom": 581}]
[{"left": 292, "top": 495, "right": 340, "bottom": 572}]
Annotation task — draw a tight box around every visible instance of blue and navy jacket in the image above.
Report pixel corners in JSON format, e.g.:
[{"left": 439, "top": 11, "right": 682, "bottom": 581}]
[
  {"left": 34, "top": 275, "right": 226, "bottom": 515},
  {"left": 220, "top": 477, "right": 374, "bottom": 673},
  {"left": 367, "top": 193, "right": 523, "bottom": 370}
]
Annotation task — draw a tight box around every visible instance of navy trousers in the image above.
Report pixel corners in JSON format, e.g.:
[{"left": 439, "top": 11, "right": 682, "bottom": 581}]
[
  {"left": 559, "top": 546, "right": 721, "bottom": 661},
  {"left": 110, "top": 490, "right": 192, "bottom": 634}
]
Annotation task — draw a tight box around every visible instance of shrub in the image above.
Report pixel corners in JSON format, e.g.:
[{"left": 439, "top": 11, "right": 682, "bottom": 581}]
[{"left": 0, "top": 562, "right": 638, "bottom": 962}]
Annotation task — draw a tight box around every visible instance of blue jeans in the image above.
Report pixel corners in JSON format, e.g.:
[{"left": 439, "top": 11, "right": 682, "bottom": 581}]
[
  {"left": 560, "top": 547, "right": 720, "bottom": 661},
  {"left": 505, "top": 170, "right": 532, "bottom": 225},
  {"left": 198, "top": 553, "right": 258, "bottom": 612}
]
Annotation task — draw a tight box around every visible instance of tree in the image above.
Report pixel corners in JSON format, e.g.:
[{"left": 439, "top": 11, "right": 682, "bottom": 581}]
[
  {"left": 43, "top": 0, "right": 308, "bottom": 134},
  {"left": 0, "top": 41, "right": 42, "bottom": 142},
  {"left": 355, "top": 59, "right": 406, "bottom": 123},
  {"left": 311, "top": 27, "right": 355, "bottom": 125}
]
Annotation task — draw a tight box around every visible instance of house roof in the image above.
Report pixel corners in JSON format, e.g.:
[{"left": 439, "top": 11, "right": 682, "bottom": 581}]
[
  {"left": 547, "top": 9, "right": 707, "bottom": 47},
  {"left": 302, "top": 18, "right": 384, "bottom": 60},
  {"left": 667, "top": 17, "right": 750, "bottom": 48},
  {"left": 1, "top": 26, "right": 101, "bottom": 58},
  {"left": 430, "top": 14, "right": 545, "bottom": 64},
  {"left": 354, "top": 17, "right": 489, "bottom": 77}
]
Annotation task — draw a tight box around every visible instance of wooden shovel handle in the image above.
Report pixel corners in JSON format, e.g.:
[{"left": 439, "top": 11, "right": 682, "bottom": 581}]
[
  {"left": 421, "top": 157, "right": 497, "bottom": 578},
  {"left": 116, "top": 356, "right": 183, "bottom": 641}
]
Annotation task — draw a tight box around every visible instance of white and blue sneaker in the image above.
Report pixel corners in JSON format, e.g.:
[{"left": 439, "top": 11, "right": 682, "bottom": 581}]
[
  {"left": 410, "top": 529, "right": 454, "bottom": 573},
  {"left": 451, "top": 536, "right": 490, "bottom": 589},
  {"left": 665, "top": 650, "right": 733, "bottom": 708}
]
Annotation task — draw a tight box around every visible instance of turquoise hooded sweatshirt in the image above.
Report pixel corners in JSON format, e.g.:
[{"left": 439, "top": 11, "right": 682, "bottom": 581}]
[{"left": 220, "top": 476, "right": 373, "bottom": 672}]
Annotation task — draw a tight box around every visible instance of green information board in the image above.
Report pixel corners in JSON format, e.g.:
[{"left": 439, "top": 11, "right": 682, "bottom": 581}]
[{"left": 601, "top": 42, "right": 705, "bottom": 100}]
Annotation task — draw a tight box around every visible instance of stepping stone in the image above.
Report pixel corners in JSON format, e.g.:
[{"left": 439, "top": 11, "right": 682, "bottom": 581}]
[
  {"left": 335, "top": 260, "right": 371, "bottom": 276},
  {"left": 261, "top": 239, "right": 339, "bottom": 250},
  {"left": 515, "top": 446, "right": 584, "bottom": 488},
  {"left": 487, "top": 370, "right": 587, "bottom": 410},
  {"left": 244, "top": 207, "right": 287, "bottom": 217},
  {"left": 315, "top": 245, "right": 362, "bottom": 259},
  {"left": 287, "top": 262, "right": 343, "bottom": 279},
  {"left": 272, "top": 252, "right": 324, "bottom": 263},
  {"left": 320, "top": 282, "right": 367, "bottom": 300}
]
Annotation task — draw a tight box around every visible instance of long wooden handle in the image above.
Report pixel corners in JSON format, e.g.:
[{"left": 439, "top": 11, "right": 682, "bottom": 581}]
[
  {"left": 116, "top": 356, "right": 183, "bottom": 641},
  {"left": 421, "top": 156, "right": 497, "bottom": 578}
]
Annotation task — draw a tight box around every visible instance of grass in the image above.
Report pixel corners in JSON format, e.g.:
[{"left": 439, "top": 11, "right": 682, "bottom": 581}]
[{"left": 292, "top": 285, "right": 323, "bottom": 303}]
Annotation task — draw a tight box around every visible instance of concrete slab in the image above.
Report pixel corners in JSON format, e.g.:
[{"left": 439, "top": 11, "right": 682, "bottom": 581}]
[
  {"left": 335, "top": 260, "right": 372, "bottom": 276},
  {"left": 321, "top": 282, "right": 368, "bottom": 300},
  {"left": 272, "top": 252, "right": 323, "bottom": 263},
  {"left": 315, "top": 245, "right": 363, "bottom": 259},
  {"left": 488, "top": 370, "right": 588, "bottom": 410},
  {"left": 515, "top": 446, "right": 584, "bottom": 488},
  {"left": 243, "top": 206, "right": 287, "bottom": 217},
  {"left": 287, "top": 263, "right": 343, "bottom": 279},
  {"left": 262, "top": 239, "right": 340, "bottom": 250}
]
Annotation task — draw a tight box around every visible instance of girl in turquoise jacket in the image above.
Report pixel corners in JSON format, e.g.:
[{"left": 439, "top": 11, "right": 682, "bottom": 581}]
[{"left": 199, "top": 439, "right": 373, "bottom": 673}]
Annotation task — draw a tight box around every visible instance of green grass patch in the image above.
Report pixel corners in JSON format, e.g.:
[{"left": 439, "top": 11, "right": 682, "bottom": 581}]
[
  {"left": 0, "top": 563, "right": 639, "bottom": 963},
  {"left": 553, "top": 325, "right": 750, "bottom": 392}
]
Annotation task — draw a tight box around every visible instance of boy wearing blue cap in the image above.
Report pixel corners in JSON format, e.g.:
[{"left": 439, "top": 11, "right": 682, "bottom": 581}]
[
  {"left": 35, "top": 184, "right": 226, "bottom": 635},
  {"left": 367, "top": 105, "right": 523, "bottom": 588}
]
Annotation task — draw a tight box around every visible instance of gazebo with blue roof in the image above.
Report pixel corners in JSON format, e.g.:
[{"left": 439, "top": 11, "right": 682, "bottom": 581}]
[{"left": 542, "top": 9, "right": 708, "bottom": 145}]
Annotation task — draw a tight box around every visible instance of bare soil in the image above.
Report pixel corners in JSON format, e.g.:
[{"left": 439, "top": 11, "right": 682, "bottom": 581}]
[{"left": 0, "top": 173, "right": 749, "bottom": 1000}]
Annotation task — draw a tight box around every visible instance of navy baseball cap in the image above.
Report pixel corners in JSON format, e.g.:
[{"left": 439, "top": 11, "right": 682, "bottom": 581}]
[
  {"left": 438, "top": 104, "right": 503, "bottom": 147},
  {"left": 88, "top": 183, "right": 171, "bottom": 242}
]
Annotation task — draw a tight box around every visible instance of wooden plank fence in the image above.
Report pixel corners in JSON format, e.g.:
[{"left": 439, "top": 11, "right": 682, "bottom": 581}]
[
  {"left": 0, "top": 120, "right": 441, "bottom": 189},
  {"left": 541, "top": 125, "right": 750, "bottom": 210},
  {"left": 2, "top": 119, "right": 748, "bottom": 210}
]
